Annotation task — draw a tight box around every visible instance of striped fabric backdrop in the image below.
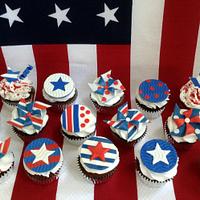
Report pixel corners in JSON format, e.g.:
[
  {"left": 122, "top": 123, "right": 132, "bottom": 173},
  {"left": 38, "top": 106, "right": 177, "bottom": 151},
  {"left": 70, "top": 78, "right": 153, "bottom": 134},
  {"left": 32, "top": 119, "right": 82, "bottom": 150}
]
[{"left": 0, "top": 0, "right": 200, "bottom": 200}]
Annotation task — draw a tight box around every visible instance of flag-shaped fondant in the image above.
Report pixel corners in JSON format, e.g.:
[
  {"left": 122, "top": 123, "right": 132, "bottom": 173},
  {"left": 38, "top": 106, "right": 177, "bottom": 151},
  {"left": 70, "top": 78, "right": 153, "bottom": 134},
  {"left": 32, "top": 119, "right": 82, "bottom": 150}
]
[
  {"left": 0, "top": 137, "right": 11, "bottom": 159},
  {"left": 105, "top": 103, "right": 149, "bottom": 142},
  {"left": 190, "top": 76, "right": 200, "bottom": 88},
  {"left": 7, "top": 99, "right": 51, "bottom": 133},
  {"left": 88, "top": 70, "right": 125, "bottom": 102}
]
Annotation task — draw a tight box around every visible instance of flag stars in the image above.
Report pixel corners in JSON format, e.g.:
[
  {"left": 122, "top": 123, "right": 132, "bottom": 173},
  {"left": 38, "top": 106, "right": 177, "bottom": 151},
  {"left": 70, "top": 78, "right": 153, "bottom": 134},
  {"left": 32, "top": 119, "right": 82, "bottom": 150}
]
[{"left": 0, "top": 4, "right": 23, "bottom": 27}]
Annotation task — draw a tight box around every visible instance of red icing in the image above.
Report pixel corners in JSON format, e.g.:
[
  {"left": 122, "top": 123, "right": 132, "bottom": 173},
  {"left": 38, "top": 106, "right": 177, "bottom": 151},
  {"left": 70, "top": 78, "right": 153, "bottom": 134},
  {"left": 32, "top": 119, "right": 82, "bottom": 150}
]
[
  {"left": 105, "top": 90, "right": 110, "bottom": 95},
  {"left": 154, "top": 94, "right": 159, "bottom": 99},
  {"left": 102, "top": 97, "right": 107, "bottom": 102},
  {"left": 86, "top": 110, "right": 91, "bottom": 114},
  {"left": 146, "top": 80, "right": 151, "bottom": 83},
  {"left": 150, "top": 86, "right": 155, "bottom": 91},
  {"left": 80, "top": 123, "right": 85, "bottom": 128},
  {"left": 145, "top": 95, "right": 150, "bottom": 99},
  {"left": 139, "top": 90, "right": 143, "bottom": 94},
  {"left": 114, "top": 81, "right": 118, "bottom": 85},
  {"left": 80, "top": 106, "right": 85, "bottom": 111},
  {"left": 158, "top": 82, "right": 163, "bottom": 87},
  {"left": 80, "top": 113, "right": 85, "bottom": 118},
  {"left": 85, "top": 119, "right": 89, "bottom": 123}
]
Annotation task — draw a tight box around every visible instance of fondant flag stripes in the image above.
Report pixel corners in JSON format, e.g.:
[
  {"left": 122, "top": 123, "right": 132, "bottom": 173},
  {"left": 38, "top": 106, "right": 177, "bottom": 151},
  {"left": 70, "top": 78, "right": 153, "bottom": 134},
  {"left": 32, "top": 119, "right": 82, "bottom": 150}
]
[{"left": 0, "top": 137, "right": 11, "bottom": 159}]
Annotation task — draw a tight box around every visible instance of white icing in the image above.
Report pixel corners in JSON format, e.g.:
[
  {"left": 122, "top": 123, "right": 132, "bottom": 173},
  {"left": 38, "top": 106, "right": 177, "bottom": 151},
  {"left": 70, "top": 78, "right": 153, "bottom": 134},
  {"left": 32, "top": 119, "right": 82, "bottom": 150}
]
[
  {"left": 0, "top": 153, "right": 14, "bottom": 172},
  {"left": 0, "top": 79, "right": 33, "bottom": 101},
  {"left": 180, "top": 80, "right": 200, "bottom": 109},
  {"left": 167, "top": 115, "right": 198, "bottom": 143},
  {"left": 136, "top": 89, "right": 169, "bottom": 109}
]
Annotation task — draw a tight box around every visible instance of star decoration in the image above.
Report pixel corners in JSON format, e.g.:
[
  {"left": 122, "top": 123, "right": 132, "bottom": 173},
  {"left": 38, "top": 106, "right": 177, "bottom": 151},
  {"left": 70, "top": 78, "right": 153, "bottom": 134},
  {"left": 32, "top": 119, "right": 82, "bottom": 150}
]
[
  {"left": 89, "top": 70, "right": 125, "bottom": 102},
  {"left": 105, "top": 103, "right": 148, "bottom": 142},
  {"left": 88, "top": 142, "right": 110, "bottom": 161},
  {"left": 147, "top": 143, "right": 171, "bottom": 165},
  {"left": 48, "top": 4, "right": 71, "bottom": 27},
  {"left": 171, "top": 104, "right": 200, "bottom": 137},
  {"left": 0, "top": 4, "right": 23, "bottom": 27},
  {"left": 1, "top": 67, "right": 20, "bottom": 83},
  {"left": 97, "top": 3, "right": 119, "bottom": 26},
  {"left": 190, "top": 76, "right": 200, "bottom": 88},
  {"left": 31, "top": 143, "right": 55, "bottom": 164},
  {"left": 50, "top": 77, "right": 69, "bottom": 91}
]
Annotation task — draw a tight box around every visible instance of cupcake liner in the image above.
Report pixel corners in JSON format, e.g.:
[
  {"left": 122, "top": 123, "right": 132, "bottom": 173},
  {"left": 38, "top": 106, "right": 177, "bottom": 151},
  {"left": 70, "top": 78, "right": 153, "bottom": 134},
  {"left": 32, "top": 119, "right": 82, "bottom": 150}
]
[
  {"left": 77, "top": 157, "right": 116, "bottom": 184},
  {"left": 135, "top": 100, "right": 165, "bottom": 120},
  {"left": 61, "top": 129, "right": 96, "bottom": 146},
  {"left": 90, "top": 95, "right": 124, "bottom": 114}
]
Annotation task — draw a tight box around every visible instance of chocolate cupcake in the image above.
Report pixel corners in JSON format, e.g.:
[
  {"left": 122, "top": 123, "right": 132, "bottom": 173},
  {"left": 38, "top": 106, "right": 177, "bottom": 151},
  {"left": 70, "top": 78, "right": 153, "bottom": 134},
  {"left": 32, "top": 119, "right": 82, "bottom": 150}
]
[
  {"left": 105, "top": 102, "right": 149, "bottom": 146},
  {"left": 43, "top": 73, "right": 77, "bottom": 111},
  {"left": 180, "top": 75, "right": 200, "bottom": 109},
  {"left": 135, "top": 79, "right": 170, "bottom": 119},
  {"left": 165, "top": 104, "right": 200, "bottom": 147},
  {"left": 88, "top": 70, "right": 125, "bottom": 113},
  {"left": 23, "top": 138, "right": 63, "bottom": 184},
  {"left": 136, "top": 139, "right": 179, "bottom": 187},
  {"left": 0, "top": 138, "right": 14, "bottom": 183},
  {"left": 0, "top": 66, "right": 35, "bottom": 108},
  {"left": 7, "top": 99, "right": 51, "bottom": 142},
  {"left": 78, "top": 136, "right": 119, "bottom": 184},
  {"left": 60, "top": 104, "right": 96, "bottom": 145}
]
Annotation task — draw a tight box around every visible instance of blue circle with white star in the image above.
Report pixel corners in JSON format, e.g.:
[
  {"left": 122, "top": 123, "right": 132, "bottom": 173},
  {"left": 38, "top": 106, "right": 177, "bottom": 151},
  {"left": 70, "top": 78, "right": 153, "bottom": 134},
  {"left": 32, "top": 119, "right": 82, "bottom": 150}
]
[
  {"left": 140, "top": 139, "right": 178, "bottom": 173},
  {"left": 43, "top": 73, "right": 74, "bottom": 98},
  {"left": 139, "top": 79, "right": 170, "bottom": 103},
  {"left": 23, "top": 138, "right": 62, "bottom": 173}
]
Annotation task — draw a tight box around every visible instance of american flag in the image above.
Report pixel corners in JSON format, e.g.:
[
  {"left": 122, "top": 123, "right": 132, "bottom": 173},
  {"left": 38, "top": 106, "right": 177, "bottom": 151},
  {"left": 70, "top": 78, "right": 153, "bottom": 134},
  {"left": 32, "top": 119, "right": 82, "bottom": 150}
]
[{"left": 0, "top": 0, "right": 199, "bottom": 200}]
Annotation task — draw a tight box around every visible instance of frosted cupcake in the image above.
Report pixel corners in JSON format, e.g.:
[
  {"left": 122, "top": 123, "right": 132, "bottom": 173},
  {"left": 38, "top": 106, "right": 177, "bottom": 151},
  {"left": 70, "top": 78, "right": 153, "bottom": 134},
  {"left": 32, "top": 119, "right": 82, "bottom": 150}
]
[
  {"left": 23, "top": 138, "right": 63, "bottom": 184},
  {"left": 61, "top": 104, "right": 96, "bottom": 145},
  {"left": 165, "top": 104, "right": 200, "bottom": 145},
  {"left": 0, "top": 66, "right": 35, "bottom": 107},
  {"left": 135, "top": 79, "right": 170, "bottom": 119},
  {"left": 0, "top": 138, "right": 14, "bottom": 183},
  {"left": 88, "top": 70, "right": 125, "bottom": 113},
  {"left": 43, "top": 73, "right": 77, "bottom": 110},
  {"left": 136, "top": 139, "right": 179, "bottom": 186},
  {"left": 7, "top": 99, "right": 51, "bottom": 142},
  {"left": 105, "top": 102, "right": 149, "bottom": 145},
  {"left": 78, "top": 136, "right": 119, "bottom": 184},
  {"left": 180, "top": 75, "right": 200, "bottom": 109}
]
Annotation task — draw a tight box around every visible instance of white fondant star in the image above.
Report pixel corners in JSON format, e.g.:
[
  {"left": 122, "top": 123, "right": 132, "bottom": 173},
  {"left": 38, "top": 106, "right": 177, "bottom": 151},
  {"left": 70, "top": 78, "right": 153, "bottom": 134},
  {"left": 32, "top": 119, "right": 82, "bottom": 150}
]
[
  {"left": 48, "top": 4, "right": 71, "bottom": 27},
  {"left": 31, "top": 143, "right": 55, "bottom": 164},
  {"left": 97, "top": 3, "right": 119, "bottom": 26},
  {"left": 147, "top": 143, "right": 171, "bottom": 165},
  {"left": 0, "top": 4, "right": 23, "bottom": 27}
]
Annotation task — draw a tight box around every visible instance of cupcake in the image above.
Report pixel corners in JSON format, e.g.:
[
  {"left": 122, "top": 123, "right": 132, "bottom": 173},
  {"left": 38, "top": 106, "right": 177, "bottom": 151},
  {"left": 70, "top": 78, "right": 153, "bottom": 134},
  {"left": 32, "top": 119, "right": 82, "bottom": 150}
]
[
  {"left": 43, "top": 73, "right": 77, "bottom": 110},
  {"left": 60, "top": 104, "right": 96, "bottom": 145},
  {"left": 0, "top": 66, "right": 35, "bottom": 107},
  {"left": 7, "top": 99, "right": 51, "bottom": 142},
  {"left": 23, "top": 138, "right": 63, "bottom": 184},
  {"left": 78, "top": 136, "right": 119, "bottom": 184},
  {"left": 136, "top": 139, "right": 179, "bottom": 186},
  {"left": 180, "top": 75, "right": 200, "bottom": 109},
  {"left": 105, "top": 102, "right": 149, "bottom": 145},
  {"left": 135, "top": 79, "right": 170, "bottom": 119},
  {"left": 88, "top": 70, "right": 125, "bottom": 113},
  {"left": 165, "top": 104, "right": 200, "bottom": 145},
  {"left": 0, "top": 138, "right": 14, "bottom": 183}
]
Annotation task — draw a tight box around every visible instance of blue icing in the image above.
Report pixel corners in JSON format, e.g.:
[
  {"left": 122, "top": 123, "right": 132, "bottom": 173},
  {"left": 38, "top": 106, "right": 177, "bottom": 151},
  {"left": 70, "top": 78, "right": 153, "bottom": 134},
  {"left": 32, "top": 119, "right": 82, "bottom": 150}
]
[
  {"left": 139, "top": 79, "right": 169, "bottom": 103},
  {"left": 140, "top": 139, "right": 177, "bottom": 173}
]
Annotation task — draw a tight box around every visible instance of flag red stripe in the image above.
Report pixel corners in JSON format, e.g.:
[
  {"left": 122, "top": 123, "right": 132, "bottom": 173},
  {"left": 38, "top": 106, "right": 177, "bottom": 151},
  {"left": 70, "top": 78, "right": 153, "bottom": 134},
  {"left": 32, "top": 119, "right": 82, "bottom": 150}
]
[
  {"left": 11, "top": 45, "right": 69, "bottom": 200},
  {"left": 95, "top": 45, "right": 137, "bottom": 200},
  {"left": 159, "top": 1, "right": 200, "bottom": 199},
  {"left": 0, "top": 48, "right": 7, "bottom": 110},
  {"left": 67, "top": 106, "right": 72, "bottom": 132}
]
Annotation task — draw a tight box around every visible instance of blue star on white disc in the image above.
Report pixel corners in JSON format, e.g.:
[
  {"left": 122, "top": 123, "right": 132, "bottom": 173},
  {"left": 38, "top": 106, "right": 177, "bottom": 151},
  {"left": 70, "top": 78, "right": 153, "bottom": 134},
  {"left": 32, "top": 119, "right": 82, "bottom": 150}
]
[
  {"left": 50, "top": 77, "right": 69, "bottom": 91},
  {"left": 147, "top": 143, "right": 171, "bottom": 165}
]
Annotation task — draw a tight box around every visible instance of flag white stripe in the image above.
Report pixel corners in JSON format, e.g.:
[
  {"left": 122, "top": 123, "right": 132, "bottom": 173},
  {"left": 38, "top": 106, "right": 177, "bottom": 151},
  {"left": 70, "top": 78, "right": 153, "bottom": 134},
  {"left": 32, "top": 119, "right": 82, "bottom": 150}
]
[
  {"left": 0, "top": 45, "right": 37, "bottom": 200},
  {"left": 130, "top": 1, "right": 176, "bottom": 200},
  {"left": 193, "top": 25, "right": 200, "bottom": 77},
  {"left": 56, "top": 44, "right": 97, "bottom": 200}
]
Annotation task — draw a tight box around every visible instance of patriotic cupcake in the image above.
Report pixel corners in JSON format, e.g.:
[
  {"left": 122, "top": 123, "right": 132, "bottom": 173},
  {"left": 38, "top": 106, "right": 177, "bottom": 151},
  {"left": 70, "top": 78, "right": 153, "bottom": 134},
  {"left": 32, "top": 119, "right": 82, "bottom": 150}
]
[
  {"left": 23, "top": 138, "right": 63, "bottom": 184},
  {"left": 7, "top": 99, "right": 51, "bottom": 142},
  {"left": 165, "top": 104, "right": 200, "bottom": 146},
  {"left": 105, "top": 103, "right": 149, "bottom": 145},
  {"left": 135, "top": 79, "right": 170, "bottom": 119},
  {"left": 60, "top": 104, "right": 96, "bottom": 145},
  {"left": 88, "top": 70, "right": 125, "bottom": 113},
  {"left": 43, "top": 73, "right": 77, "bottom": 110},
  {"left": 136, "top": 139, "right": 179, "bottom": 186},
  {"left": 78, "top": 136, "right": 119, "bottom": 184},
  {"left": 180, "top": 75, "right": 200, "bottom": 109},
  {"left": 0, "top": 66, "right": 35, "bottom": 107},
  {"left": 0, "top": 138, "right": 14, "bottom": 183}
]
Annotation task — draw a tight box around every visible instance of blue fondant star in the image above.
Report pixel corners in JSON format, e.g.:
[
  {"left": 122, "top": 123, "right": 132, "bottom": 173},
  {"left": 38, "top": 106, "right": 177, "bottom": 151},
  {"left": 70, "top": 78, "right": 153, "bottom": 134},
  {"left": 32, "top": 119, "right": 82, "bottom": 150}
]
[{"left": 50, "top": 77, "right": 69, "bottom": 91}]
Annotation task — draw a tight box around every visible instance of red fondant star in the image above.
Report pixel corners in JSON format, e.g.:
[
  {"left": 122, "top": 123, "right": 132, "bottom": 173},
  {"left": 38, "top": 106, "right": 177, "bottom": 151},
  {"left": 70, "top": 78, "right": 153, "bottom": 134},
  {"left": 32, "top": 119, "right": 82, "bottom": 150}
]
[{"left": 88, "top": 142, "right": 110, "bottom": 161}]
